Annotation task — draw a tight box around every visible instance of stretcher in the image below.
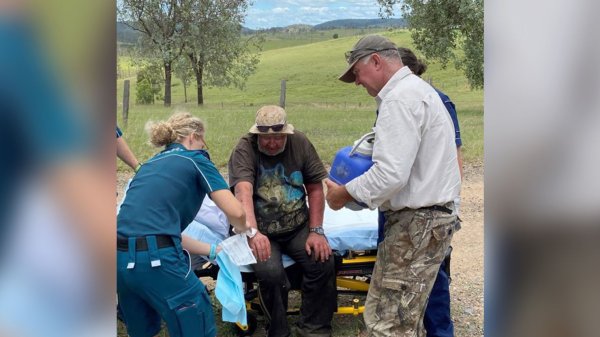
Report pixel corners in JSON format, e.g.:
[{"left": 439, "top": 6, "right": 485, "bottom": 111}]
[{"left": 186, "top": 203, "right": 379, "bottom": 336}]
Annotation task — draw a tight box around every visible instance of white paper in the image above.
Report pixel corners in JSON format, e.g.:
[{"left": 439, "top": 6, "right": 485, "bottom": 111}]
[{"left": 219, "top": 234, "right": 257, "bottom": 266}]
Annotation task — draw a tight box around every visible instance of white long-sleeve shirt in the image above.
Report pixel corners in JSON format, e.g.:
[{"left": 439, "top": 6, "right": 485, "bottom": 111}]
[{"left": 346, "top": 66, "right": 461, "bottom": 211}]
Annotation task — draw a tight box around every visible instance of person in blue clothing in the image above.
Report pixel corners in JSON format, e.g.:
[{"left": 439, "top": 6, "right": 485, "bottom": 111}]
[
  {"left": 397, "top": 47, "right": 463, "bottom": 337},
  {"left": 116, "top": 126, "right": 141, "bottom": 172},
  {"left": 117, "top": 112, "right": 247, "bottom": 337}
]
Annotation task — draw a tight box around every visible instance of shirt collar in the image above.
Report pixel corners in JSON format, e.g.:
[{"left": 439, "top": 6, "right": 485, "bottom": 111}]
[
  {"left": 162, "top": 143, "right": 211, "bottom": 160},
  {"left": 163, "top": 143, "right": 187, "bottom": 153},
  {"left": 376, "top": 65, "right": 413, "bottom": 106}
]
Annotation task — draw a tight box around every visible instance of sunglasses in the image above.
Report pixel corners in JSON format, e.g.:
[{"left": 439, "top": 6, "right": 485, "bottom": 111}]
[{"left": 256, "top": 124, "right": 285, "bottom": 133}]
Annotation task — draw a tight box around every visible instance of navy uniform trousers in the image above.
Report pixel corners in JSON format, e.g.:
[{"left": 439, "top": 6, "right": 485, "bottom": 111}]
[{"left": 117, "top": 235, "right": 216, "bottom": 337}]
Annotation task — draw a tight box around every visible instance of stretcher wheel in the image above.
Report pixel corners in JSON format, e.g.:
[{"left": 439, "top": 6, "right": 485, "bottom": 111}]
[{"left": 234, "top": 311, "right": 257, "bottom": 336}]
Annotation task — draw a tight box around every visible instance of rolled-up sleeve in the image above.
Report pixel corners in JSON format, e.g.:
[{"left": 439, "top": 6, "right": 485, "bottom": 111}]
[{"left": 346, "top": 99, "right": 423, "bottom": 209}]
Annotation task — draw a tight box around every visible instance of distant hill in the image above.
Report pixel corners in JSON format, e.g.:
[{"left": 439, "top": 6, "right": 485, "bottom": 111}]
[
  {"left": 313, "top": 18, "right": 405, "bottom": 30},
  {"left": 247, "top": 23, "right": 314, "bottom": 35},
  {"left": 241, "top": 18, "right": 405, "bottom": 35},
  {"left": 241, "top": 26, "right": 257, "bottom": 34},
  {"left": 118, "top": 18, "right": 406, "bottom": 43},
  {"left": 117, "top": 22, "right": 140, "bottom": 44}
]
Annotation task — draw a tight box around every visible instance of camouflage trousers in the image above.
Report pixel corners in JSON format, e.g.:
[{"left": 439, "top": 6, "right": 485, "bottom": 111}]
[{"left": 364, "top": 207, "right": 457, "bottom": 337}]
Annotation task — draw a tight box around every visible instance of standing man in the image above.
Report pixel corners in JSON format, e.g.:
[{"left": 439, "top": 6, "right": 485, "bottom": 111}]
[
  {"left": 228, "top": 105, "right": 337, "bottom": 337},
  {"left": 325, "top": 35, "right": 461, "bottom": 336},
  {"left": 397, "top": 46, "right": 463, "bottom": 337}
]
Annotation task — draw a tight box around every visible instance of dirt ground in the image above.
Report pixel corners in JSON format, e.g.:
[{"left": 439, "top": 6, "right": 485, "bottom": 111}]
[
  {"left": 448, "top": 164, "right": 484, "bottom": 336},
  {"left": 116, "top": 163, "right": 484, "bottom": 336}
]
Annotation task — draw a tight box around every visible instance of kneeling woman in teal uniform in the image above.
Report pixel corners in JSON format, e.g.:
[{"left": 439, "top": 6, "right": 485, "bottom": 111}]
[{"left": 117, "top": 112, "right": 247, "bottom": 337}]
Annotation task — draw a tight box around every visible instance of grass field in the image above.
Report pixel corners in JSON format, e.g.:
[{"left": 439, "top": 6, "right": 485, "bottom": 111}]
[
  {"left": 118, "top": 30, "right": 480, "bottom": 107},
  {"left": 118, "top": 104, "right": 482, "bottom": 172},
  {"left": 116, "top": 29, "right": 483, "bottom": 172}
]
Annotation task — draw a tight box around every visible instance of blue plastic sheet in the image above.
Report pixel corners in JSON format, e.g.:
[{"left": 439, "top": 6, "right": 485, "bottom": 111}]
[{"left": 215, "top": 252, "right": 246, "bottom": 325}]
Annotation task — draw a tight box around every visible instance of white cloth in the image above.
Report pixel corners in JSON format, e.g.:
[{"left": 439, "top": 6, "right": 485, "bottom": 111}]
[
  {"left": 193, "top": 197, "right": 230, "bottom": 238},
  {"left": 346, "top": 66, "right": 461, "bottom": 211},
  {"left": 182, "top": 220, "right": 227, "bottom": 244},
  {"left": 219, "top": 234, "right": 257, "bottom": 266}
]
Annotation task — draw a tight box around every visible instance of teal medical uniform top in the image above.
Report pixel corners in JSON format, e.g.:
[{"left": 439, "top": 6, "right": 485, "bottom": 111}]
[{"left": 117, "top": 143, "right": 228, "bottom": 238}]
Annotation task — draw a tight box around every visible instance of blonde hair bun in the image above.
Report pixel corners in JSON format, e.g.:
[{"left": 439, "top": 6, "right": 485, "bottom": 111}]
[{"left": 146, "top": 112, "right": 205, "bottom": 148}]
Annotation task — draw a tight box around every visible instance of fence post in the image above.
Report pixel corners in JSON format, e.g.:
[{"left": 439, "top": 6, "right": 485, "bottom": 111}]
[
  {"left": 122, "top": 80, "right": 130, "bottom": 126},
  {"left": 279, "top": 79, "right": 287, "bottom": 108}
]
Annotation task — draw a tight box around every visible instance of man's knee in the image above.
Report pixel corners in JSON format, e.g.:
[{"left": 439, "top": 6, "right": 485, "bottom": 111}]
[
  {"left": 303, "top": 257, "right": 335, "bottom": 278},
  {"left": 254, "top": 261, "right": 287, "bottom": 286}
]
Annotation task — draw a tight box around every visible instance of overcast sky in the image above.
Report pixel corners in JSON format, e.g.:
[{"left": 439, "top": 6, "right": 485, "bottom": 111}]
[{"left": 243, "top": 0, "right": 402, "bottom": 29}]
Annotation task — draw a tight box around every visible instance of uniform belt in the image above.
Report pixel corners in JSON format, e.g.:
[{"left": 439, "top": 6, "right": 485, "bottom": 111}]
[
  {"left": 421, "top": 204, "right": 454, "bottom": 214},
  {"left": 117, "top": 235, "right": 174, "bottom": 251}
]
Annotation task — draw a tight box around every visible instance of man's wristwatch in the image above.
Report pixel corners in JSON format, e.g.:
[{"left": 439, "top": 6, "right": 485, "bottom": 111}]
[{"left": 309, "top": 226, "right": 325, "bottom": 235}]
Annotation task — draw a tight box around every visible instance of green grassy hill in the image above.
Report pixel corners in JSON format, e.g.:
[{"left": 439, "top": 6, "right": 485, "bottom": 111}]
[{"left": 117, "top": 29, "right": 483, "bottom": 172}]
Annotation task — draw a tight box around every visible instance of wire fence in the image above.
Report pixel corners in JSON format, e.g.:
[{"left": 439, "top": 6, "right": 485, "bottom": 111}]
[
  {"left": 118, "top": 99, "right": 483, "bottom": 113},
  {"left": 117, "top": 76, "right": 482, "bottom": 115}
]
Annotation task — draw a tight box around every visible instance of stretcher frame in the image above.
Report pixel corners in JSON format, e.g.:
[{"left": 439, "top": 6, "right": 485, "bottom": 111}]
[{"left": 194, "top": 249, "right": 377, "bottom": 336}]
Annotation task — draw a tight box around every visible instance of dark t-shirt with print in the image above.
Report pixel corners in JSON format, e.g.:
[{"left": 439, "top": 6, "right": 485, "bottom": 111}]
[{"left": 228, "top": 131, "right": 327, "bottom": 237}]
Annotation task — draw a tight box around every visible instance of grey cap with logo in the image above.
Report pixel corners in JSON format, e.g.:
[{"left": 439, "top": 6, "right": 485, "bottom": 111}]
[{"left": 338, "top": 35, "right": 398, "bottom": 83}]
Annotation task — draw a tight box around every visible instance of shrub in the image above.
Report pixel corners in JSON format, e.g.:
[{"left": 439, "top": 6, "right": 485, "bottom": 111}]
[
  {"left": 136, "top": 79, "right": 155, "bottom": 104},
  {"left": 135, "top": 64, "right": 162, "bottom": 104},
  {"left": 333, "top": 33, "right": 339, "bottom": 39}
]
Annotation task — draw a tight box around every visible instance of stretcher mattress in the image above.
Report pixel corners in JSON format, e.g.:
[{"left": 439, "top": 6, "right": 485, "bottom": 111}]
[{"left": 184, "top": 204, "right": 379, "bottom": 251}]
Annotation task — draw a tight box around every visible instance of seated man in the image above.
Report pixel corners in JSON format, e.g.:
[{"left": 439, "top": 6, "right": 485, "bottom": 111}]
[{"left": 228, "top": 105, "right": 337, "bottom": 337}]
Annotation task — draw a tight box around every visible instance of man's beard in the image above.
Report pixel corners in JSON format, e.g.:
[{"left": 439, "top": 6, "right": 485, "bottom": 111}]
[{"left": 258, "top": 137, "right": 287, "bottom": 156}]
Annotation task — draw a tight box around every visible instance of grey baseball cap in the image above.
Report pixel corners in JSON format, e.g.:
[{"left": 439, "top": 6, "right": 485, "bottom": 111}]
[{"left": 338, "top": 35, "right": 398, "bottom": 83}]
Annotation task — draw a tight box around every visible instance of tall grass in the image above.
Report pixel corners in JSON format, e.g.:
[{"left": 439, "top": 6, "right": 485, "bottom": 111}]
[
  {"left": 119, "top": 103, "right": 482, "bottom": 172},
  {"left": 118, "top": 105, "right": 378, "bottom": 172}
]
